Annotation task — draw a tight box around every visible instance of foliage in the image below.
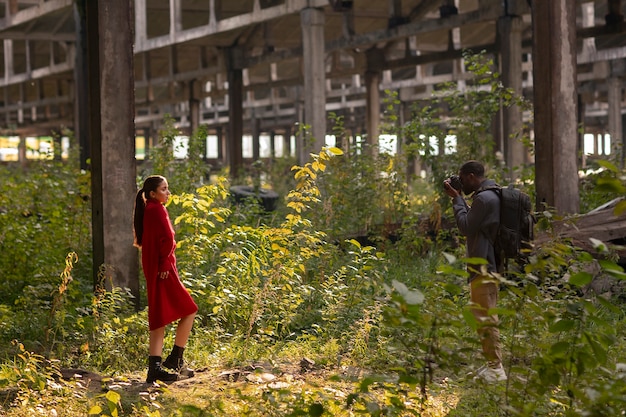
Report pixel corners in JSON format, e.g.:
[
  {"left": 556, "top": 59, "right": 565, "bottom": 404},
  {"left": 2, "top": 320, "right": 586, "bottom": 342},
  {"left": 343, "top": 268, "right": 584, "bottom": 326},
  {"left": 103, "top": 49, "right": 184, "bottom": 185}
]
[
  {"left": 402, "top": 50, "right": 532, "bottom": 204},
  {"left": 169, "top": 147, "right": 390, "bottom": 356},
  {"left": 579, "top": 159, "right": 626, "bottom": 214},
  {"left": 1, "top": 50, "right": 626, "bottom": 417},
  {"left": 0, "top": 341, "right": 71, "bottom": 414},
  {"left": 316, "top": 109, "right": 414, "bottom": 242},
  {"left": 140, "top": 113, "right": 210, "bottom": 195},
  {"left": 0, "top": 151, "right": 92, "bottom": 356}
]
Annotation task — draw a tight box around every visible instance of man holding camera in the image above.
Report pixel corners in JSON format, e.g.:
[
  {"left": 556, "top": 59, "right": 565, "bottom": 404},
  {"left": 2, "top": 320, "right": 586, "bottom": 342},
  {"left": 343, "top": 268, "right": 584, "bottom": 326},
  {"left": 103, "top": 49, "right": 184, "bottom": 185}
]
[{"left": 443, "top": 160, "right": 507, "bottom": 383}]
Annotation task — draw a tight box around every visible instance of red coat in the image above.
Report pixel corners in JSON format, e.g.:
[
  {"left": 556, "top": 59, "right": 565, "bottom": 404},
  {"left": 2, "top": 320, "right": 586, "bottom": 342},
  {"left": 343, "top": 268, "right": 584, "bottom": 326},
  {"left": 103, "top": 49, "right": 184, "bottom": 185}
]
[{"left": 142, "top": 199, "right": 198, "bottom": 330}]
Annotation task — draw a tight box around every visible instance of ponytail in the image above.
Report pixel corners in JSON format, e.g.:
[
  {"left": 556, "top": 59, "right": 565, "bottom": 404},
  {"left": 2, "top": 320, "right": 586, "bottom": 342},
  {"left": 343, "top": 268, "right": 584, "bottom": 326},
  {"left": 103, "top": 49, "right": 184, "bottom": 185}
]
[
  {"left": 133, "top": 188, "right": 146, "bottom": 247},
  {"left": 133, "top": 175, "right": 166, "bottom": 248}
]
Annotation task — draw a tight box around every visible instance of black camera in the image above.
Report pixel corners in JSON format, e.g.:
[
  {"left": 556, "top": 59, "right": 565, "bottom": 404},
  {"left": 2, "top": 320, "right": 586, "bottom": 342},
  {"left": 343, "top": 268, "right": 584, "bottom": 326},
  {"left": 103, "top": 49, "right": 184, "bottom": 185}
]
[{"left": 446, "top": 175, "right": 463, "bottom": 191}]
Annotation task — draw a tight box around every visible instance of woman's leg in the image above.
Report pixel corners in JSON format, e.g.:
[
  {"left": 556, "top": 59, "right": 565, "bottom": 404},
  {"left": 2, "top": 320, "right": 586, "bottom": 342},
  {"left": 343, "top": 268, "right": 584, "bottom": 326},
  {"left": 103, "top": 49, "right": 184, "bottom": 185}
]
[
  {"left": 163, "top": 313, "right": 197, "bottom": 376},
  {"left": 147, "top": 326, "right": 178, "bottom": 382},
  {"left": 149, "top": 326, "right": 166, "bottom": 356},
  {"left": 174, "top": 312, "right": 196, "bottom": 348}
]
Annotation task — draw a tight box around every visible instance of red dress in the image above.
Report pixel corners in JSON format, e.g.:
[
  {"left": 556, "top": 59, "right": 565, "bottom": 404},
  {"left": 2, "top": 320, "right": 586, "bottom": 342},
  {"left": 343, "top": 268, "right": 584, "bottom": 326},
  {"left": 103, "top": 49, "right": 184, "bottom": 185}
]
[{"left": 142, "top": 199, "right": 198, "bottom": 330}]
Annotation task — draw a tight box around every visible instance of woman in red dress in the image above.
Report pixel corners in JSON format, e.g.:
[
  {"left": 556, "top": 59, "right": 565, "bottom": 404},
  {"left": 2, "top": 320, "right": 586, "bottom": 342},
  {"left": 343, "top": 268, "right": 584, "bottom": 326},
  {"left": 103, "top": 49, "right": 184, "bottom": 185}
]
[{"left": 133, "top": 175, "right": 198, "bottom": 383}]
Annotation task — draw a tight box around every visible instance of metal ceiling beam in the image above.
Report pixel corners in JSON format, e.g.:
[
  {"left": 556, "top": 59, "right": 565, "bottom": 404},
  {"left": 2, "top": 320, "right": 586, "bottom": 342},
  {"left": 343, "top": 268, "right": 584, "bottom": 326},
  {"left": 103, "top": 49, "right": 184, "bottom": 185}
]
[
  {"left": 0, "top": 31, "right": 74, "bottom": 40},
  {"left": 0, "top": 0, "right": 72, "bottom": 30},
  {"left": 243, "top": 5, "right": 504, "bottom": 69},
  {"left": 134, "top": 0, "right": 329, "bottom": 53}
]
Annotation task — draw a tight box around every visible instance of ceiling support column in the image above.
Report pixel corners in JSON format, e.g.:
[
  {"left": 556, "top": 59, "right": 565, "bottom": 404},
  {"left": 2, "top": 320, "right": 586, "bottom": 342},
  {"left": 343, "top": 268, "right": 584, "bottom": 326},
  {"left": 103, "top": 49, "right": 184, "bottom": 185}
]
[
  {"left": 216, "top": 126, "right": 225, "bottom": 166},
  {"left": 74, "top": 0, "right": 89, "bottom": 170},
  {"left": 90, "top": 0, "right": 139, "bottom": 304},
  {"left": 497, "top": 14, "right": 525, "bottom": 180},
  {"left": 300, "top": 7, "right": 326, "bottom": 162},
  {"left": 607, "top": 74, "right": 623, "bottom": 167},
  {"left": 365, "top": 48, "right": 384, "bottom": 155},
  {"left": 227, "top": 48, "right": 244, "bottom": 178},
  {"left": 189, "top": 80, "right": 200, "bottom": 136},
  {"left": 252, "top": 113, "right": 260, "bottom": 161},
  {"left": 606, "top": 0, "right": 624, "bottom": 24},
  {"left": 142, "top": 126, "right": 153, "bottom": 161},
  {"left": 18, "top": 136, "right": 26, "bottom": 166},
  {"left": 270, "top": 130, "right": 276, "bottom": 159},
  {"left": 531, "top": 0, "right": 579, "bottom": 215}
]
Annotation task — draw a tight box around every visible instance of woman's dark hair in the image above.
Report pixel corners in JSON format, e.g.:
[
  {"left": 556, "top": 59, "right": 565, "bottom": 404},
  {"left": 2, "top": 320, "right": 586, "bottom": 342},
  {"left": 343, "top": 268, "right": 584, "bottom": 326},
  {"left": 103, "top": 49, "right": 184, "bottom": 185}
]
[{"left": 133, "top": 175, "right": 166, "bottom": 248}]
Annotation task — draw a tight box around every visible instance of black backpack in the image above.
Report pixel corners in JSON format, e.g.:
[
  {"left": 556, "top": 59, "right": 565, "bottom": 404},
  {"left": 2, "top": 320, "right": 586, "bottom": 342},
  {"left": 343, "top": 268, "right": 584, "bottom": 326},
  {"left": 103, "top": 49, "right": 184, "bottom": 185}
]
[{"left": 480, "top": 185, "right": 535, "bottom": 266}]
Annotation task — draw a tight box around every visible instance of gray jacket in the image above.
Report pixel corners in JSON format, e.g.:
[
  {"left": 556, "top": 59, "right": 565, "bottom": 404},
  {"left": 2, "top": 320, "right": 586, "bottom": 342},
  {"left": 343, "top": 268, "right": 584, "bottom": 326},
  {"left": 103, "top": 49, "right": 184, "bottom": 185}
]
[{"left": 452, "top": 179, "right": 500, "bottom": 280}]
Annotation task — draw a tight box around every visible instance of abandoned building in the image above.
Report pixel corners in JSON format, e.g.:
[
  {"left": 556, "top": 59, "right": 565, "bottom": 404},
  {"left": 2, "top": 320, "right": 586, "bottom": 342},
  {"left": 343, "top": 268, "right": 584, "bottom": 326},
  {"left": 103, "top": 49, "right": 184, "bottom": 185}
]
[{"left": 1, "top": 0, "right": 625, "bottom": 289}]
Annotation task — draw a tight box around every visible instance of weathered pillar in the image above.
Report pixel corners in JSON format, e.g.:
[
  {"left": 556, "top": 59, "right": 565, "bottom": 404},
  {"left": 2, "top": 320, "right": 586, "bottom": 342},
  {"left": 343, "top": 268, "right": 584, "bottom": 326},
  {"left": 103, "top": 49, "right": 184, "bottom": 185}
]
[
  {"left": 216, "top": 126, "right": 225, "bottom": 165},
  {"left": 300, "top": 7, "right": 326, "bottom": 162},
  {"left": 90, "top": 0, "right": 139, "bottom": 303},
  {"left": 18, "top": 136, "right": 26, "bottom": 166},
  {"left": 578, "top": 94, "right": 586, "bottom": 168},
  {"left": 269, "top": 130, "right": 276, "bottom": 159},
  {"left": 227, "top": 48, "right": 244, "bottom": 177},
  {"left": 623, "top": 113, "right": 626, "bottom": 165},
  {"left": 606, "top": 0, "right": 624, "bottom": 25},
  {"left": 189, "top": 80, "right": 200, "bottom": 136},
  {"left": 252, "top": 112, "right": 260, "bottom": 161},
  {"left": 73, "top": 1, "right": 90, "bottom": 170},
  {"left": 497, "top": 14, "right": 525, "bottom": 179},
  {"left": 607, "top": 74, "right": 623, "bottom": 166},
  {"left": 532, "top": 0, "right": 579, "bottom": 214},
  {"left": 142, "top": 126, "right": 152, "bottom": 161},
  {"left": 365, "top": 48, "right": 384, "bottom": 153},
  {"left": 284, "top": 126, "right": 293, "bottom": 157}
]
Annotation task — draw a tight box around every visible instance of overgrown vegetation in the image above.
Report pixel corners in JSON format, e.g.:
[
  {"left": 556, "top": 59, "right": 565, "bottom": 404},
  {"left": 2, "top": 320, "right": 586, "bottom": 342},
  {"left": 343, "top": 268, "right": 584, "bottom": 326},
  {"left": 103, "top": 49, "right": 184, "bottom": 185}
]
[{"left": 0, "top": 52, "right": 625, "bottom": 416}]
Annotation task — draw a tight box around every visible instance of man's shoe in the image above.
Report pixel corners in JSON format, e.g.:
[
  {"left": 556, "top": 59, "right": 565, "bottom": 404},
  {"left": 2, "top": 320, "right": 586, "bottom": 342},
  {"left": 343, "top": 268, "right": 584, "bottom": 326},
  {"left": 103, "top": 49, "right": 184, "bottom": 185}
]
[{"left": 473, "top": 363, "right": 507, "bottom": 382}]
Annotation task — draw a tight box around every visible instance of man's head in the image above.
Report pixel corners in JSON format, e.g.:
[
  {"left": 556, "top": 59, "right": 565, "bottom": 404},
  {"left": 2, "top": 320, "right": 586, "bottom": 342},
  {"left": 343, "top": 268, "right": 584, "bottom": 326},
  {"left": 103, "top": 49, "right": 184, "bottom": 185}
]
[{"left": 458, "top": 160, "right": 486, "bottom": 195}]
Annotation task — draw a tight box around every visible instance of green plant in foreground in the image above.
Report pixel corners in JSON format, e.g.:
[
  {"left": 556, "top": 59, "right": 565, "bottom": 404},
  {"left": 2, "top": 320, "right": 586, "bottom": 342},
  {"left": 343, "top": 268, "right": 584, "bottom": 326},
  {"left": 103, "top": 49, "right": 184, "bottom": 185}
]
[{"left": 0, "top": 341, "right": 67, "bottom": 412}]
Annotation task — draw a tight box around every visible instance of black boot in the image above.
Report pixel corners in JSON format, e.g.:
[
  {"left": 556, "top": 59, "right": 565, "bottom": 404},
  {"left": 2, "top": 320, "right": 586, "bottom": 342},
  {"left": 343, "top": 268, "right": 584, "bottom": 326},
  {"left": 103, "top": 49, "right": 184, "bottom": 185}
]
[
  {"left": 163, "top": 345, "right": 195, "bottom": 378},
  {"left": 146, "top": 356, "right": 178, "bottom": 383}
]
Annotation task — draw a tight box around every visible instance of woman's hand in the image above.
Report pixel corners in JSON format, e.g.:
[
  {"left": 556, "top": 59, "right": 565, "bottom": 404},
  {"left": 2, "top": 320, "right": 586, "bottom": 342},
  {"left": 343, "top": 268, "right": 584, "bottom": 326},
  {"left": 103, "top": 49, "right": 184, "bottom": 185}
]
[{"left": 158, "top": 271, "right": 169, "bottom": 280}]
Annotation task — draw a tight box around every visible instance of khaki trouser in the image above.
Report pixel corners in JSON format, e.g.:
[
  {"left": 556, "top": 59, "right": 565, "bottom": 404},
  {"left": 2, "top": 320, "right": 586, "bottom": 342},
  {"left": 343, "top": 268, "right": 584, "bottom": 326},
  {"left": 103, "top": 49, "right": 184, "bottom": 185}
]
[{"left": 469, "top": 276, "right": 502, "bottom": 366}]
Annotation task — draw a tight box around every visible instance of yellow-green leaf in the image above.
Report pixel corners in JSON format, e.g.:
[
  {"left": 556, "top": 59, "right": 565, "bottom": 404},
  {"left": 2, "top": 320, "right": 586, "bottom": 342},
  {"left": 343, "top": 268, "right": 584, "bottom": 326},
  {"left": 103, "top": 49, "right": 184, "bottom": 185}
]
[
  {"left": 88, "top": 405, "right": 103, "bottom": 415},
  {"left": 106, "top": 390, "right": 121, "bottom": 404},
  {"left": 328, "top": 146, "right": 344, "bottom": 155}
]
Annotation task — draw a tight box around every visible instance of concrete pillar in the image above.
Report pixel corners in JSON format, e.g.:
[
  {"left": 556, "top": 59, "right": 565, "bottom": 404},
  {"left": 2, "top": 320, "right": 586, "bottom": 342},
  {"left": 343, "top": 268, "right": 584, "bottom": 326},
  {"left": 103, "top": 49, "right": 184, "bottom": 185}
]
[
  {"left": 270, "top": 130, "right": 276, "bottom": 159},
  {"left": 498, "top": 14, "right": 525, "bottom": 180},
  {"left": 18, "top": 136, "right": 26, "bottom": 167},
  {"left": 285, "top": 126, "right": 292, "bottom": 157},
  {"left": 85, "top": 0, "right": 104, "bottom": 292},
  {"left": 74, "top": 1, "right": 90, "bottom": 170},
  {"left": 578, "top": 94, "right": 586, "bottom": 168},
  {"left": 189, "top": 79, "right": 200, "bottom": 135},
  {"left": 216, "top": 125, "right": 226, "bottom": 165},
  {"left": 300, "top": 7, "right": 326, "bottom": 163},
  {"left": 532, "top": 0, "right": 579, "bottom": 215},
  {"left": 91, "top": 0, "right": 139, "bottom": 302},
  {"left": 142, "top": 126, "right": 152, "bottom": 161},
  {"left": 365, "top": 48, "right": 384, "bottom": 153},
  {"left": 53, "top": 135, "right": 63, "bottom": 161},
  {"left": 227, "top": 49, "right": 244, "bottom": 177},
  {"left": 607, "top": 75, "right": 623, "bottom": 166},
  {"left": 252, "top": 112, "right": 260, "bottom": 161},
  {"left": 606, "top": 0, "right": 624, "bottom": 25},
  {"left": 622, "top": 113, "right": 626, "bottom": 164}
]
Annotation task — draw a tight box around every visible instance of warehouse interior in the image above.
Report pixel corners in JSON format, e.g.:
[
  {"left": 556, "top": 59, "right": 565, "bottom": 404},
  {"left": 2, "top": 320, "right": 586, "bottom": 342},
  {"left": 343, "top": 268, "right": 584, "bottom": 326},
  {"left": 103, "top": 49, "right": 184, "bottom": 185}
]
[{"left": 0, "top": 0, "right": 624, "bottom": 287}]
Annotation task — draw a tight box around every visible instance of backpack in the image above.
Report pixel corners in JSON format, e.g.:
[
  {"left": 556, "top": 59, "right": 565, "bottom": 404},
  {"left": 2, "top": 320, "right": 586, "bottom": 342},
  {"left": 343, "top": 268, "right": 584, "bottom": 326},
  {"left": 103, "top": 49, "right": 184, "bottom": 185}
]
[{"left": 480, "top": 184, "right": 535, "bottom": 266}]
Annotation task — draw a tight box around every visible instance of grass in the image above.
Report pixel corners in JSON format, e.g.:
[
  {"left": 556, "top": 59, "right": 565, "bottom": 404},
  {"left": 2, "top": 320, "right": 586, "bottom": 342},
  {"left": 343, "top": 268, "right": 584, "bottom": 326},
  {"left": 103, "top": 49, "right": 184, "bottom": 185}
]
[{"left": 0, "top": 353, "right": 494, "bottom": 416}]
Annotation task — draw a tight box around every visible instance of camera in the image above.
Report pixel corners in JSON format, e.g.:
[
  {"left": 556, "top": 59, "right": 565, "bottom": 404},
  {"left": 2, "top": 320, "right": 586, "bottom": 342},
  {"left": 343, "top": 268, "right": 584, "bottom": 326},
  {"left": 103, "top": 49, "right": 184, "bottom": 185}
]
[{"left": 446, "top": 175, "right": 463, "bottom": 191}]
